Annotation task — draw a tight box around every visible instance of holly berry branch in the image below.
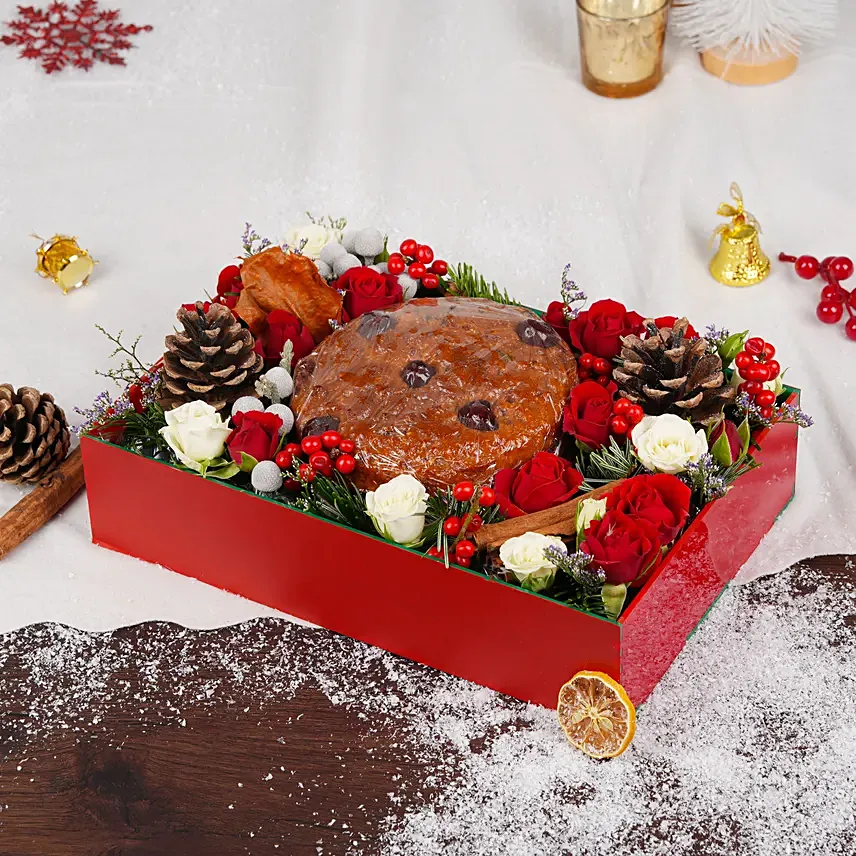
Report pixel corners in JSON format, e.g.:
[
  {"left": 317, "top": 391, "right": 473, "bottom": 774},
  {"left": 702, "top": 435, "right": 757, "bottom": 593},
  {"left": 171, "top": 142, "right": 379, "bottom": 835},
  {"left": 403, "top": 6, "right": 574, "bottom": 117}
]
[
  {"left": 779, "top": 251, "right": 856, "bottom": 340},
  {"left": 424, "top": 481, "right": 503, "bottom": 569},
  {"left": 275, "top": 432, "right": 371, "bottom": 532}
]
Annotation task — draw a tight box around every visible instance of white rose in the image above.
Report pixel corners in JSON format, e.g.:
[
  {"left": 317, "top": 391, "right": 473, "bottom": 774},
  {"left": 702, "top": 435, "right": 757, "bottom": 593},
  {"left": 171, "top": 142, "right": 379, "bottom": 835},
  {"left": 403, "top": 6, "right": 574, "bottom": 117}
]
[
  {"left": 499, "top": 532, "right": 566, "bottom": 592},
  {"left": 159, "top": 401, "right": 232, "bottom": 472},
  {"left": 284, "top": 223, "right": 340, "bottom": 259},
  {"left": 365, "top": 474, "right": 429, "bottom": 546},
  {"left": 576, "top": 496, "right": 607, "bottom": 542},
  {"left": 631, "top": 414, "right": 708, "bottom": 475}
]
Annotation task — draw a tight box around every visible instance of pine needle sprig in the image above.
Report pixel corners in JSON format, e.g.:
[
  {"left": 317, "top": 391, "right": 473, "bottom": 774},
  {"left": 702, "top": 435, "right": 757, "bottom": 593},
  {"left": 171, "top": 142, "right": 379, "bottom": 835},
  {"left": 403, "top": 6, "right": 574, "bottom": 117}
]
[
  {"left": 290, "top": 470, "right": 374, "bottom": 533},
  {"left": 446, "top": 263, "right": 519, "bottom": 306},
  {"left": 544, "top": 546, "right": 609, "bottom": 618},
  {"left": 120, "top": 402, "right": 169, "bottom": 455},
  {"left": 579, "top": 437, "right": 640, "bottom": 491},
  {"left": 423, "top": 487, "right": 504, "bottom": 565}
]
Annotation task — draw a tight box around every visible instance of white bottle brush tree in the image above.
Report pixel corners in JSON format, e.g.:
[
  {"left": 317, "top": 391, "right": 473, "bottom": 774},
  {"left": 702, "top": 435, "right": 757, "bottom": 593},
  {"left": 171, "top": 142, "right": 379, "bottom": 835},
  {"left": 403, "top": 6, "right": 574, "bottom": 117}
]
[{"left": 671, "top": 0, "right": 838, "bottom": 59}]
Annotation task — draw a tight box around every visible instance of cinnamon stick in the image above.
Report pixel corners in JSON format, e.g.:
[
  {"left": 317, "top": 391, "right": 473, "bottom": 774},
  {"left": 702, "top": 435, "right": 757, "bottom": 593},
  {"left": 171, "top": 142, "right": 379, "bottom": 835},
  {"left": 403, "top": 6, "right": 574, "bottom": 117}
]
[
  {"left": 474, "top": 479, "right": 625, "bottom": 551},
  {"left": 0, "top": 446, "right": 85, "bottom": 561}
]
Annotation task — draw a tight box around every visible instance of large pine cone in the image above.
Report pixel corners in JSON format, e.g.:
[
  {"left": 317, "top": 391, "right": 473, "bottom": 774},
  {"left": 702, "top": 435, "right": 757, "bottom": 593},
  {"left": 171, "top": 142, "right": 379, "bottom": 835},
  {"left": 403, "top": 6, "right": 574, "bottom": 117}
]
[
  {"left": 614, "top": 318, "right": 736, "bottom": 424},
  {"left": 0, "top": 385, "right": 70, "bottom": 484},
  {"left": 160, "top": 302, "right": 264, "bottom": 412}
]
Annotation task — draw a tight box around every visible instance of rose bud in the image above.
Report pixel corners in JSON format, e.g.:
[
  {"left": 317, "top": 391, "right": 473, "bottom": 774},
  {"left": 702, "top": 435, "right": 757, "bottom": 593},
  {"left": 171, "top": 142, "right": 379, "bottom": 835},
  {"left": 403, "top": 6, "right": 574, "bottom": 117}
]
[{"left": 709, "top": 418, "right": 746, "bottom": 467}]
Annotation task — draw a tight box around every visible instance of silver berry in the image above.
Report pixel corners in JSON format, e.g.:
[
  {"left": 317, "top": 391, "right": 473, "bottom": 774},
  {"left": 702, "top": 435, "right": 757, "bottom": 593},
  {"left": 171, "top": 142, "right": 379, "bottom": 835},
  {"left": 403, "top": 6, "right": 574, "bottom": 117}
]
[
  {"left": 319, "top": 242, "right": 346, "bottom": 265},
  {"left": 354, "top": 228, "right": 384, "bottom": 259},
  {"left": 341, "top": 230, "right": 360, "bottom": 253},
  {"left": 231, "top": 395, "right": 264, "bottom": 417},
  {"left": 398, "top": 272, "right": 419, "bottom": 301},
  {"left": 333, "top": 253, "right": 362, "bottom": 278},
  {"left": 265, "top": 404, "right": 294, "bottom": 436},
  {"left": 317, "top": 259, "right": 333, "bottom": 280},
  {"left": 251, "top": 460, "right": 283, "bottom": 494},
  {"left": 263, "top": 366, "right": 294, "bottom": 401}
]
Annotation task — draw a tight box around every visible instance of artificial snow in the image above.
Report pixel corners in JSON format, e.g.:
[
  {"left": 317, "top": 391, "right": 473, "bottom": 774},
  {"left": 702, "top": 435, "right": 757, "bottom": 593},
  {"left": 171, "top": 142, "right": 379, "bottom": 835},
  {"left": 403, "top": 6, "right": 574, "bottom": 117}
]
[{"left": 0, "top": 565, "right": 853, "bottom": 853}]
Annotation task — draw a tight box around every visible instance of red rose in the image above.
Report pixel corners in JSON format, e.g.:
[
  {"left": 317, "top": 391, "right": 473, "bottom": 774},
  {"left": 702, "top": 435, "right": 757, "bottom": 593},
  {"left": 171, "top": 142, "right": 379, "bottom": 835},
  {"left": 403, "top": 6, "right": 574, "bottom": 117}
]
[
  {"left": 569, "top": 299, "right": 644, "bottom": 359},
  {"left": 253, "top": 310, "right": 315, "bottom": 370},
  {"left": 217, "top": 264, "right": 243, "bottom": 295},
  {"left": 605, "top": 474, "right": 691, "bottom": 544},
  {"left": 339, "top": 268, "right": 403, "bottom": 319},
  {"left": 581, "top": 510, "right": 662, "bottom": 586},
  {"left": 213, "top": 264, "right": 244, "bottom": 311},
  {"left": 650, "top": 317, "right": 699, "bottom": 338},
  {"left": 227, "top": 411, "right": 282, "bottom": 465},
  {"left": 494, "top": 451, "right": 584, "bottom": 518},
  {"left": 563, "top": 380, "right": 614, "bottom": 450},
  {"left": 544, "top": 301, "right": 571, "bottom": 345}
]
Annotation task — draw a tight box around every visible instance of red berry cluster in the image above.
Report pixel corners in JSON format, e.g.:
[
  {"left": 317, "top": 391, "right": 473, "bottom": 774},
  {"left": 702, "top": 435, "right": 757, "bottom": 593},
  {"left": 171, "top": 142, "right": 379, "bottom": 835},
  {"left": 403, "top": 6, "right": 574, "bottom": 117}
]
[
  {"left": 578, "top": 353, "right": 613, "bottom": 387},
  {"left": 427, "top": 481, "right": 496, "bottom": 568},
  {"left": 610, "top": 398, "right": 645, "bottom": 437},
  {"left": 275, "top": 432, "right": 358, "bottom": 488},
  {"left": 387, "top": 238, "right": 448, "bottom": 290},
  {"left": 214, "top": 264, "right": 244, "bottom": 310},
  {"left": 734, "top": 337, "right": 780, "bottom": 420},
  {"left": 780, "top": 252, "right": 856, "bottom": 341},
  {"left": 127, "top": 369, "right": 159, "bottom": 414}
]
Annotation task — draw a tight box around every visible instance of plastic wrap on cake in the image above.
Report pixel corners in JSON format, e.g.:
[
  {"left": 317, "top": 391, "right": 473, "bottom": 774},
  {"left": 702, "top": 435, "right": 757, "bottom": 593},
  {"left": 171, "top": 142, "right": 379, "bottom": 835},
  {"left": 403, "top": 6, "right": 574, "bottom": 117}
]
[{"left": 291, "top": 297, "right": 578, "bottom": 491}]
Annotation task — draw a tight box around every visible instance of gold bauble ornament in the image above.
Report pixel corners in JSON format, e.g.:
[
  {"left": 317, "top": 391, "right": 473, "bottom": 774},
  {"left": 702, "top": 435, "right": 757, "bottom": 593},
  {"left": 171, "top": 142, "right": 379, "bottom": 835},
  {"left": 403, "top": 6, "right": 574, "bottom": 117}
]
[
  {"left": 34, "top": 234, "right": 97, "bottom": 294},
  {"left": 709, "top": 183, "right": 770, "bottom": 288}
]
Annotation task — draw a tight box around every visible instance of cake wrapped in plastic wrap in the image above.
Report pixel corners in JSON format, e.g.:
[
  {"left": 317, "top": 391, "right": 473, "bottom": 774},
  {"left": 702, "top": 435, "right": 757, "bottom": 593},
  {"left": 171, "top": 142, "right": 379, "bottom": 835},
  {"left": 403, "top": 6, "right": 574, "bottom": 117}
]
[{"left": 292, "top": 297, "right": 578, "bottom": 491}]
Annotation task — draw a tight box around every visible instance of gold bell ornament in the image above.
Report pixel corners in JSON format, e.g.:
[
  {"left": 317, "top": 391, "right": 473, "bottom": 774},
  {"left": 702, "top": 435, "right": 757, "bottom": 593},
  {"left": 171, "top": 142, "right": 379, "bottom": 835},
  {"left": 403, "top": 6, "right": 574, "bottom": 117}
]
[
  {"left": 709, "top": 183, "right": 770, "bottom": 287},
  {"left": 34, "top": 234, "right": 97, "bottom": 294}
]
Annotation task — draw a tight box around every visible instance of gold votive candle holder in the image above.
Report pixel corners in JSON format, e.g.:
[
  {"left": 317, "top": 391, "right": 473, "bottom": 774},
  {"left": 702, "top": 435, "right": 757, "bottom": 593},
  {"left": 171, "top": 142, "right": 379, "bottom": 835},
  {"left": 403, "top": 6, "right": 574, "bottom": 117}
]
[{"left": 576, "top": 0, "right": 669, "bottom": 98}]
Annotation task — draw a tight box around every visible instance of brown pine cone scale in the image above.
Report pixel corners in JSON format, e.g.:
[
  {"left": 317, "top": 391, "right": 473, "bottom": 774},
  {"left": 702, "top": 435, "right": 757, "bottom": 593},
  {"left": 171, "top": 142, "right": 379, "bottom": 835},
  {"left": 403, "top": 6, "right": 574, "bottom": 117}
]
[
  {"left": 160, "top": 302, "right": 264, "bottom": 412},
  {"left": 0, "top": 385, "right": 70, "bottom": 484},
  {"left": 614, "top": 318, "right": 735, "bottom": 424}
]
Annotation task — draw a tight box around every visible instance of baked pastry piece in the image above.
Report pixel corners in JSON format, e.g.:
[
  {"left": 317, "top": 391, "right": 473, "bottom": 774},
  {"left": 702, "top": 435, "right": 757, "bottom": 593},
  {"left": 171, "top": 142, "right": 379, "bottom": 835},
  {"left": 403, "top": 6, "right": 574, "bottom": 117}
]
[
  {"left": 237, "top": 247, "right": 343, "bottom": 342},
  {"left": 292, "top": 297, "right": 578, "bottom": 491}
]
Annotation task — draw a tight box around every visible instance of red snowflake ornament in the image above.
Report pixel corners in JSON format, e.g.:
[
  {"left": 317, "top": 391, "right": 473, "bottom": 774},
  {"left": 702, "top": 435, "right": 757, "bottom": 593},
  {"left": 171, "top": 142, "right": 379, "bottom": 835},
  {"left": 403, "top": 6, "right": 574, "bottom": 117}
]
[{"left": 2, "top": 1, "right": 152, "bottom": 74}]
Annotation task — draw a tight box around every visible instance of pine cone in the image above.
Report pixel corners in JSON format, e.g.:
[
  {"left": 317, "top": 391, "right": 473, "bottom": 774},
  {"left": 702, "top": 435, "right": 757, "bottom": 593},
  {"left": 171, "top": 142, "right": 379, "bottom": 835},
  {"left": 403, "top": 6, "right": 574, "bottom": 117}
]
[
  {"left": 614, "top": 318, "right": 736, "bottom": 424},
  {"left": 160, "top": 302, "right": 264, "bottom": 412},
  {"left": 0, "top": 385, "right": 70, "bottom": 484}
]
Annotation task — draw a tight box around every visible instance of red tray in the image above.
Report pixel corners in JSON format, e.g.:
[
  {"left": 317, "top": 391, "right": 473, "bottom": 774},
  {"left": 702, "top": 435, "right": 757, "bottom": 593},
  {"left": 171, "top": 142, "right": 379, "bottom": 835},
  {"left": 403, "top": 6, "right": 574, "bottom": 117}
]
[{"left": 81, "top": 391, "right": 799, "bottom": 709}]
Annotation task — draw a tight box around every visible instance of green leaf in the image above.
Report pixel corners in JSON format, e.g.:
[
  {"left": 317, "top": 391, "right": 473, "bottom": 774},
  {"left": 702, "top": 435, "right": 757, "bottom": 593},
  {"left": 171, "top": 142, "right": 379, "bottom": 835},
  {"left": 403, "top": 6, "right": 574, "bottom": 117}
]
[
  {"left": 238, "top": 452, "right": 259, "bottom": 473},
  {"left": 737, "top": 416, "right": 752, "bottom": 459},
  {"left": 601, "top": 584, "right": 627, "bottom": 620},
  {"left": 718, "top": 330, "right": 748, "bottom": 368},
  {"left": 575, "top": 439, "right": 595, "bottom": 456},
  {"left": 207, "top": 462, "right": 240, "bottom": 480},
  {"left": 377, "top": 235, "right": 390, "bottom": 263},
  {"left": 711, "top": 428, "right": 735, "bottom": 468}
]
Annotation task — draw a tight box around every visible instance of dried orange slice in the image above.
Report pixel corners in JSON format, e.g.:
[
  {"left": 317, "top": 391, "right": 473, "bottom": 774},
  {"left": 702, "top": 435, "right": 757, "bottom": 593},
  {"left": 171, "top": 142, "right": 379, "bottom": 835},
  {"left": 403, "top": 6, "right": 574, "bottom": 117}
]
[{"left": 557, "top": 671, "right": 636, "bottom": 759}]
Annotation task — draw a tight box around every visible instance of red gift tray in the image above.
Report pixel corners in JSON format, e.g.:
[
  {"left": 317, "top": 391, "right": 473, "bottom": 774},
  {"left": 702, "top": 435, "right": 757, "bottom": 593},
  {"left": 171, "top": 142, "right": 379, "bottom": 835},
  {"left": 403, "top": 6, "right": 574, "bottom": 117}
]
[{"left": 80, "top": 391, "right": 799, "bottom": 709}]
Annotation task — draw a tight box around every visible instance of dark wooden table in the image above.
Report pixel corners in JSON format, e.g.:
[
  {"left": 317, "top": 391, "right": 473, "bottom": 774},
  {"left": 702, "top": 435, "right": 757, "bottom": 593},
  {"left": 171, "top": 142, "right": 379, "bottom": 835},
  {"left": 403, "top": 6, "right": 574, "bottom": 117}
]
[{"left": 0, "top": 555, "right": 852, "bottom": 856}]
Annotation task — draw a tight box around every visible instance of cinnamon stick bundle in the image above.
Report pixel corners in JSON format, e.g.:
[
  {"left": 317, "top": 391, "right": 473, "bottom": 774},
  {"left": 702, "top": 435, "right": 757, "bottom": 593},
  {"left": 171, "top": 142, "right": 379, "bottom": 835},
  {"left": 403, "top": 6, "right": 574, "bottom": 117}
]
[
  {"left": 0, "top": 446, "right": 85, "bottom": 560},
  {"left": 474, "top": 479, "right": 624, "bottom": 551}
]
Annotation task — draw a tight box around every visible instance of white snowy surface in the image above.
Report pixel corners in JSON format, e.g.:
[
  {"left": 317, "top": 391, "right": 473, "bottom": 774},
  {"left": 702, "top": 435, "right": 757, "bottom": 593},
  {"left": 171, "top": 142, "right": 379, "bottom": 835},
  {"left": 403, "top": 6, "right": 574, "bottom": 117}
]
[
  {"left": 3, "top": 565, "right": 854, "bottom": 854},
  {"left": 0, "top": 0, "right": 854, "bottom": 632}
]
